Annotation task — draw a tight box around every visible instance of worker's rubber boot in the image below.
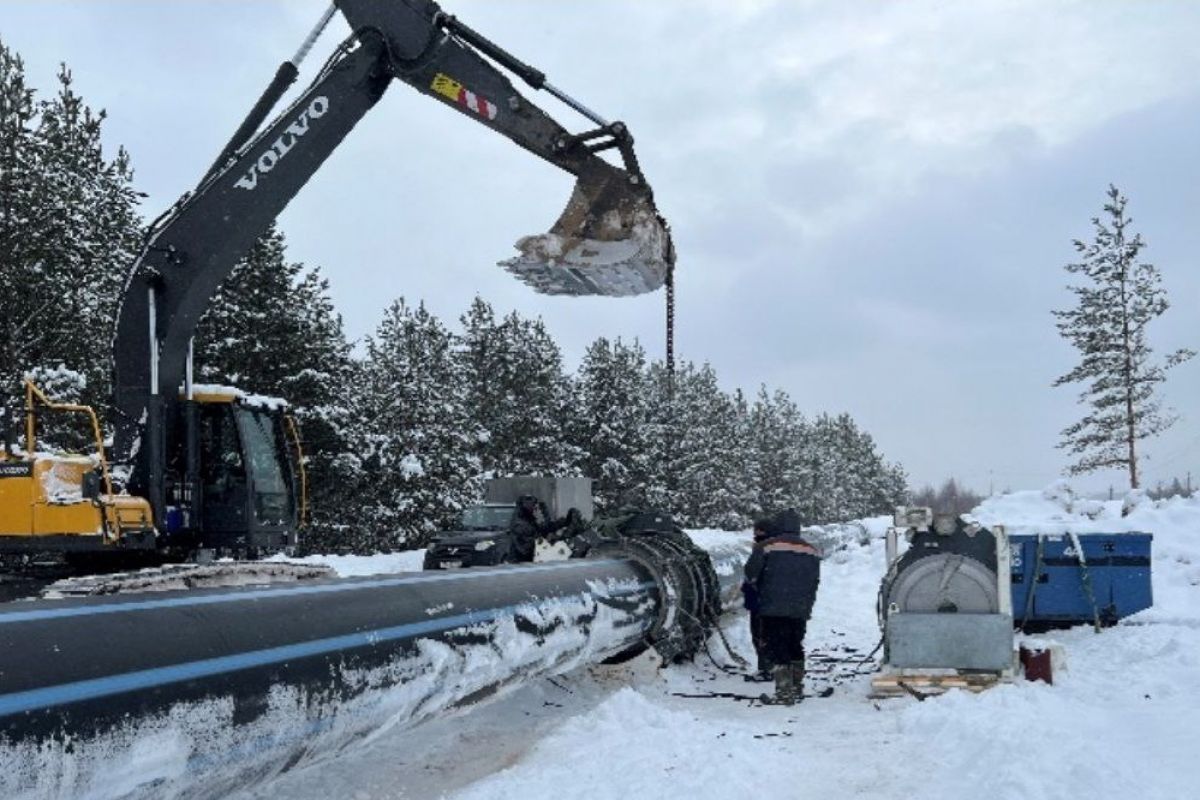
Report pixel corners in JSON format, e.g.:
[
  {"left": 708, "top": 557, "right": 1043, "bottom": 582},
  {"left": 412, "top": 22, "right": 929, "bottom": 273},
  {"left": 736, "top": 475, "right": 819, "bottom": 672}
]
[
  {"left": 790, "top": 660, "right": 806, "bottom": 703},
  {"left": 772, "top": 665, "right": 797, "bottom": 706}
]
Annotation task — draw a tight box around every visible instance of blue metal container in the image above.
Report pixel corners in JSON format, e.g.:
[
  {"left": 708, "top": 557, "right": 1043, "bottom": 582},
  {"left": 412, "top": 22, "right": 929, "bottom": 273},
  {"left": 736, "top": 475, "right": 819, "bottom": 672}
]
[{"left": 1009, "top": 532, "right": 1153, "bottom": 627}]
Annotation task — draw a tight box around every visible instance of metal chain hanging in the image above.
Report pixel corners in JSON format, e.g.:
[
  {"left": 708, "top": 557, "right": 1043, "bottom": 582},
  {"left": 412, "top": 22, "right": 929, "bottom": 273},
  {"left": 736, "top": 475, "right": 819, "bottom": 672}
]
[
  {"left": 665, "top": 260, "right": 675, "bottom": 386},
  {"left": 663, "top": 259, "right": 677, "bottom": 504}
]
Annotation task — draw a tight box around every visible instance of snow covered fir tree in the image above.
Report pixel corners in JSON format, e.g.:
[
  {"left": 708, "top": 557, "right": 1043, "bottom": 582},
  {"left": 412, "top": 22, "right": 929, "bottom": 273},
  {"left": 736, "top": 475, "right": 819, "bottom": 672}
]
[
  {"left": 568, "top": 337, "right": 660, "bottom": 513},
  {"left": 1053, "top": 185, "right": 1194, "bottom": 489},
  {"left": 351, "top": 298, "right": 479, "bottom": 550},
  {"left": 457, "top": 298, "right": 578, "bottom": 481},
  {"left": 0, "top": 40, "right": 140, "bottom": 417}
]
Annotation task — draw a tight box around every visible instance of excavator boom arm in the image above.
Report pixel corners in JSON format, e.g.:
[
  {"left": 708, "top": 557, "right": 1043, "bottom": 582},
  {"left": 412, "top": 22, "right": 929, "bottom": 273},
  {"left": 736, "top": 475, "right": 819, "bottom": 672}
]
[
  {"left": 337, "top": 0, "right": 617, "bottom": 178},
  {"left": 112, "top": 2, "right": 671, "bottom": 527}
]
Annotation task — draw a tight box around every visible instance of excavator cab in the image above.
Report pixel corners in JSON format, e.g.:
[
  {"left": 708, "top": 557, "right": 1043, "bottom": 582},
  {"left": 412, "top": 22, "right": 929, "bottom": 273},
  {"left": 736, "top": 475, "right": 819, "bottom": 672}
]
[{"left": 164, "top": 387, "right": 303, "bottom": 556}]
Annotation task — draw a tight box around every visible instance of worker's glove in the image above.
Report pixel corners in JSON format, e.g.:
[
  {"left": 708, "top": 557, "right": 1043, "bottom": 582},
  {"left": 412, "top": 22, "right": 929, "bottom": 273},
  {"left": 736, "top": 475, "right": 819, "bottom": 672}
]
[{"left": 741, "top": 581, "right": 759, "bottom": 612}]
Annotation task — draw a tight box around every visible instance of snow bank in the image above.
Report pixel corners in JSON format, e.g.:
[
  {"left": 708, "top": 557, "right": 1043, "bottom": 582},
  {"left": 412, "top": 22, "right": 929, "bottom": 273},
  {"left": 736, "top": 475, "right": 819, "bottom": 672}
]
[
  {"left": 268, "top": 549, "right": 426, "bottom": 577},
  {"left": 282, "top": 529, "right": 755, "bottom": 583},
  {"left": 684, "top": 528, "right": 752, "bottom": 554},
  {"left": 685, "top": 528, "right": 753, "bottom": 583}
]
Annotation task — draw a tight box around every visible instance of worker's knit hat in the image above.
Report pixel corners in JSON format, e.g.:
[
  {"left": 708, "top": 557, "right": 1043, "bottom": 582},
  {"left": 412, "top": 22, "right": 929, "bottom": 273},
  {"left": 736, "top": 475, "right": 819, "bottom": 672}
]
[
  {"left": 752, "top": 518, "right": 775, "bottom": 541},
  {"left": 771, "top": 509, "right": 802, "bottom": 535}
]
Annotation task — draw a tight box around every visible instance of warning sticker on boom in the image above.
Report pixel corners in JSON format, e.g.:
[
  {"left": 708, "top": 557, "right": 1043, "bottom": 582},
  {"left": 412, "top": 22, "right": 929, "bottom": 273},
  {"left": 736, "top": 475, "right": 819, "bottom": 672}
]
[
  {"left": 430, "top": 72, "right": 498, "bottom": 121},
  {"left": 431, "top": 73, "right": 464, "bottom": 102}
]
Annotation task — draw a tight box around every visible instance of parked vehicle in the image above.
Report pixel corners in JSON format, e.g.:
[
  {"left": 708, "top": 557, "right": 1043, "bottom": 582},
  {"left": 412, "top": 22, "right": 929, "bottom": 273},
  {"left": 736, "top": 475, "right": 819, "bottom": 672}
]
[{"left": 423, "top": 477, "right": 593, "bottom": 569}]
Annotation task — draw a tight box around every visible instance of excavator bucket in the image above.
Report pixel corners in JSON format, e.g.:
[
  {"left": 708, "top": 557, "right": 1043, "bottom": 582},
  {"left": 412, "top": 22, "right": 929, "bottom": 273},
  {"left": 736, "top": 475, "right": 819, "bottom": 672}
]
[{"left": 500, "top": 161, "right": 673, "bottom": 297}]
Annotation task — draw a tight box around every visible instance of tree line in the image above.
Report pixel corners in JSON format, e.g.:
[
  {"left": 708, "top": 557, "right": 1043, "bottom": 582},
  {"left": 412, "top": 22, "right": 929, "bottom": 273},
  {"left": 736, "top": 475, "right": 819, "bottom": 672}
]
[
  {"left": 199, "top": 243, "right": 910, "bottom": 550},
  {"left": 0, "top": 41, "right": 907, "bottom": 551},
  {"left": 908, "top": 478, "right": 986, "bottom": 516}
]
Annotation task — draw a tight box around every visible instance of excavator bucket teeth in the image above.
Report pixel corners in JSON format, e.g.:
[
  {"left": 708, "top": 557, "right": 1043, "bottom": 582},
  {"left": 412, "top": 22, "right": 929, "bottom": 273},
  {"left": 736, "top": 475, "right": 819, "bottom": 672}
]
[{"left": 499, "top": 162, "right": 672, "bottom": 297}]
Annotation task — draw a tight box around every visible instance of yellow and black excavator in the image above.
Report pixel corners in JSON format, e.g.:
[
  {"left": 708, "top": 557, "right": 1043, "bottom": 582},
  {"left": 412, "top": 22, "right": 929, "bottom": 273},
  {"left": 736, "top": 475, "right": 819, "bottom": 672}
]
[{"left": 0, "top": 0, "right": 673, "bottom": 561}]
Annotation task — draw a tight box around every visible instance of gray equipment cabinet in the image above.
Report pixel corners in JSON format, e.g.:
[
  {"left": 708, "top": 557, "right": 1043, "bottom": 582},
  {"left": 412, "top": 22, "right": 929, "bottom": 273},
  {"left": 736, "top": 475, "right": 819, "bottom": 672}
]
[
  {"left": 485, "top": 476, "right": 594, "bottom": 521},
  {"left": 881, "top": 511, "right": 1015, "bottom": 674}
]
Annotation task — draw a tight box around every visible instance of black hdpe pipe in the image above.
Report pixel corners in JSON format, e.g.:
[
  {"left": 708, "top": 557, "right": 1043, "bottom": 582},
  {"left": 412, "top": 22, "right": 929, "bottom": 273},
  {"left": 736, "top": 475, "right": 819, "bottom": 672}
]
[{"left": 0, "top": 530, "right": 744, "bottom": 799}]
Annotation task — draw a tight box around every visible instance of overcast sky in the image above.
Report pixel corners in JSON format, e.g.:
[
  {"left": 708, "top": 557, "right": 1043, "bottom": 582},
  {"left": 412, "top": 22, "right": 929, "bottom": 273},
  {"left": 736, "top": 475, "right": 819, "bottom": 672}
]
[{"left": 4, "top": 1, "right": 1198, "bottom": 494}]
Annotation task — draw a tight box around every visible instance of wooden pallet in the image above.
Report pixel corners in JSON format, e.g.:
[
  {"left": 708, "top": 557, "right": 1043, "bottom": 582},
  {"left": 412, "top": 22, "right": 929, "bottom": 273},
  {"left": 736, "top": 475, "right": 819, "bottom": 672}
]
[{"left": 869, "top": 672, "right": 1005, "bottom": 700}]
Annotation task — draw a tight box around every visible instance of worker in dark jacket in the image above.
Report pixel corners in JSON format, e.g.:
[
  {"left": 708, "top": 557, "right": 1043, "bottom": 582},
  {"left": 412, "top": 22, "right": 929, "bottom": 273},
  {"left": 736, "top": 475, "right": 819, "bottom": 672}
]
[
  {"left": 509, "top": 495, "right": 576, "bottom": 562},
  {"left": 741, "top": 518, "right": 776, "bottom": 681},
  {"left": 742, "top": 508, "right": 821, "bottom": 705}
]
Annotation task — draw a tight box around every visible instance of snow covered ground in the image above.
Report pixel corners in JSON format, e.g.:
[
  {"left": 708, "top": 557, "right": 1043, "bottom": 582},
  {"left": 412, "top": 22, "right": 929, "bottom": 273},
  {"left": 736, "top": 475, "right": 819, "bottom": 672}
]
[{"left": 242, "top": 487, "right": 1199, "bottom": 800}]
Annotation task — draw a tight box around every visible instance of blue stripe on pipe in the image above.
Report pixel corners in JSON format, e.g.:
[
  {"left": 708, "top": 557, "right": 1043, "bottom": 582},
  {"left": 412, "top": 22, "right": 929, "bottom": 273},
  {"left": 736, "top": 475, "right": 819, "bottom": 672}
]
[
  {"left": 0, "top": 558, "right": 633, "bottom": 626},
  {"left": 0, "top": 581, "right": 658, "bottom": 718}
]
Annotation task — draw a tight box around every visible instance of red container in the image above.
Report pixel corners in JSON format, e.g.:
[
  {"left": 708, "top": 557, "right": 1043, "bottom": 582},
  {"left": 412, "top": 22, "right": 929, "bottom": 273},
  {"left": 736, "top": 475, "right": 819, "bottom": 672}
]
[{"left": 1020, "top": 645, "right": 1053, "bottom": 684}]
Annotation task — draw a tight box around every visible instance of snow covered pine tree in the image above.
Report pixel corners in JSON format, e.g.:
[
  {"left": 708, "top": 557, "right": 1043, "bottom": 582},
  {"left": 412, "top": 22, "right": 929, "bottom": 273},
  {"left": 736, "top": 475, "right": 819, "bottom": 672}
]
[
  {"left": 664, "top": 361, "right": 752, "bottom": 529},
  {"left": 745, "top": 387, "right": 811, "bottom": 521},
  {"left": 0, "top": 43, "right": 140, "bottom": 417},
  {"left": 1053, "top": 185, "right": 1194, "bottom": 489},
  {"left": 457, "top": 297, "right": 575, "bottom": 480},
  {"left": 354, "top": 298, "right": 479, "bottom": 550},
  {"left": 569, "top": 337, "right": 653, "bottom": 511}
]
